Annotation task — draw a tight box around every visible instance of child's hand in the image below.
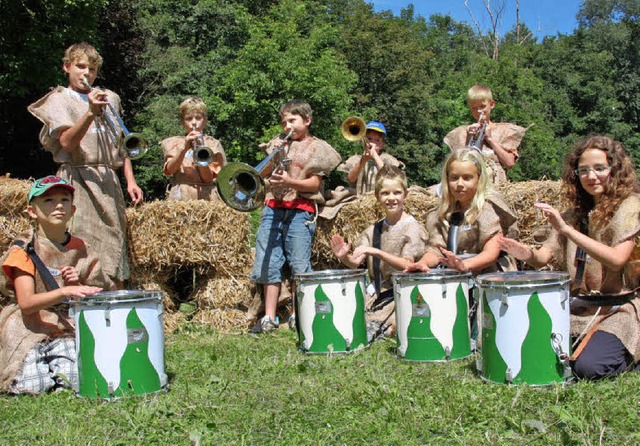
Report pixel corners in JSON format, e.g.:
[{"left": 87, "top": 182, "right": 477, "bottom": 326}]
[
  {"left": 269, "top": 170, "right": 290, "bottom": 188},
  {"left": 353, "top": 245, "right": 375, "bottom": 258},
  {"left": 534, "top": 202, "right": 568, "bottom": 234},
  {"left": 87, "top": 88, "right": 108, "bottom": 117},
  {"left": 438, "top": 247, "right": 469, "bottom": 272},
  {"left": 60, "top": 266, "right": 80, "bottom": 285},
  {"left": 330, "top": 234, "right": 351, "bottom": 259},
  {"left": 63, "top": 285, "right": 103, "bottom": 301},
  {"left": 497, "top": 235, "right": 531, "bottom": 261},
  {"left": 404, "top": 262, "right": 430, "bottom": 273}
]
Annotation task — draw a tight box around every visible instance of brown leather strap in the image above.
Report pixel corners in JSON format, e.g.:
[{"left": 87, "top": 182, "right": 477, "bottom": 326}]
[{"left": 571, "top": 308, "right": 620, "bottom": 360}]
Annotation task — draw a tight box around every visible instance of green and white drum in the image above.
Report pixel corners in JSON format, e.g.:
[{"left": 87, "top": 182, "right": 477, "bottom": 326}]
[
  {"left": 70, "top": 290, "right": 167, "bottom": 399},
  {"left": 476, "top": 271, "right": 572, "bottom": 386},
  {"left": 393, "top": 270, "right": 473, "bottom": 361},
  {"left": 295, "top": 270, "right": 368, "bottom": 354}
]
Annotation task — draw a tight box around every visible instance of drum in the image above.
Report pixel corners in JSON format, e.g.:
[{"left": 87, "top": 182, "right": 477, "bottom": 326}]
[
  {"left": 294, "top": 270, "right": 368, "bottom": 354},
  {"left": 393, "top": 269, "right": 473, "bottom": 361},
  {"left": 476, "top": 271, "right": 572, "bottom": 386},
  {"left": 70, "top": 290, "right": 167, "bottom": 399}
]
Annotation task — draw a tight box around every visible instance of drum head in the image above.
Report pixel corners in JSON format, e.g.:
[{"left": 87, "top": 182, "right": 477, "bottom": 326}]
[
  {"left": 295, "top": 269, "right": 366, "bottom": 282},
  {"left": 75, "top": 289, "right": 163, "bottom": 306},
  {"left": 476, "top": 271, "right": 570, "bottom": 288},
  {"left": 393, "top": 269, "right": 472, "bottom": 284}
]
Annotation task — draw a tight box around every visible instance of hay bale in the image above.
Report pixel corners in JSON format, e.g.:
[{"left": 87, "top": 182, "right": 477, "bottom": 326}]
[
  {"left": 191, "top": 308, "right": 249, "bottom": 332},
  {"left": 126, "top": 200, "right": 252, "bottom": 275},
  {"left": 128, "top": 267, "right": 177, "bottom": 312},
  {"left": 163, "top": 310, "right": 187, "bottom": 333},
  {"left": 190, "top": 273, "right": 255, "bottom": 310},
  {"left": 0, "top": 215, "right": 32, "bottom": 252},
  {"left": 0, "top": 175, "right": 30, "bottom": 217}
]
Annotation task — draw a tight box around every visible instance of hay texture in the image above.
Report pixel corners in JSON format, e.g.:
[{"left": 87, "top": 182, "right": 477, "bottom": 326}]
[
  {"left": 0, "top": 175, "right": 30, "bottom": 217},
  {"left": 126, "top": 199, "right": 251, "bottom": 275},
  {"left": 191, "top": 308, "right": 249, "bottom": 332},
  {"left": 127, "top": 267, "right": 177, "bottom": 312},
  {"left": 190, "top": 273, "right": 255, "bottom": 310}
]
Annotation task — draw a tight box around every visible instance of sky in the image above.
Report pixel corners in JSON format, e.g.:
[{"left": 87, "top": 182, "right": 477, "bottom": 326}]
[{"left": 370, "top": 0, "right": 583, "bottom": 39}]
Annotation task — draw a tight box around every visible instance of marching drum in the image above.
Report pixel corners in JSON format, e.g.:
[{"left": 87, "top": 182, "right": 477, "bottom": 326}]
[
  {"left": 294, "top": 270, "right": 368, "bottom": 354},
  {"left": 476, "top": 271, "right": 572, "bottom": 386},
  {"left": 393, "top": 270, "right": 473, "bottom": 361},
  {"left": 70, "top": 290, "right": 167, "bottom": 399}
]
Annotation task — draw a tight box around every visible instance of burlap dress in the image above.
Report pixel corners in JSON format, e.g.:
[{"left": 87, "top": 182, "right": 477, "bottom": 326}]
[
  {"left": 444, "top": 123, "right": 529, "bottom": 185},
  {"left": 161, "top": 135, "right": 227, "bottom": 201},
  {"left": 0, "top": 230, "right": 113, "bottom": 392},
  {"left": 353, "top": 216, "right": 428, "bottom": 328},
  {"left": 338, "top": 152, "right": 405, "bottom": 196},
  {"left": 542, "top": 194, "right": 640, "bottom": 361},
  {"left": 263, "top": 135, "right": 342, "bottom": 204},
  {"left": 424, "top": 191, "right": 519, "bottom": 273},
  {"left": 28, "top": 87, "right": 130, "bottom": 281}
]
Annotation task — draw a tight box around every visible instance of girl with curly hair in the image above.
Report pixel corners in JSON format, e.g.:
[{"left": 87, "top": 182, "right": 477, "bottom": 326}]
[{"left": 499, "top": 135, "right": 640, "bottom": 379}]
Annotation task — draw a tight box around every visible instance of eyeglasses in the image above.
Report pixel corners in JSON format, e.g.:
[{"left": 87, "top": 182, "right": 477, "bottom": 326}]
[{"left": 574, "top": 165, "right": 611, "bottom": 177}]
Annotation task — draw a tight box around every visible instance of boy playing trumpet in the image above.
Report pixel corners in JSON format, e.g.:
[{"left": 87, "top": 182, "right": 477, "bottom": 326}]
[{"left": 28, "top": 42, "right": 143, "bottom": 286}]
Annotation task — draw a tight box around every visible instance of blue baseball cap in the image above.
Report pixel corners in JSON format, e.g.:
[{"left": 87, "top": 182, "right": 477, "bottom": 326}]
[
  {"left": 366, "top": 121, "right": 387, "bottom": 137},
  {"left": 28, "top": 176, "right": 75, "bottom": 202}
]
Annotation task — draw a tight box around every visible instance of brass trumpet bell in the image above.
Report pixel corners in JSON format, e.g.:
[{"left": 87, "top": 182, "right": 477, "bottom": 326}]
[
  {"left": 122, "top": 133, "right": 148, "bottom": 160},
  {"left": 341, "top": 116, "right": 367, "bottom": 142},
  {"left": 216, "top": 162, "right": 266, "bottom": 212}
]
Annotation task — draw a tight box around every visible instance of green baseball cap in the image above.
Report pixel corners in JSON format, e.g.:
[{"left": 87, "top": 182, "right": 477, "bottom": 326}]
[{"left": 28, "top": 176, "right": 75, "bottom": 203}]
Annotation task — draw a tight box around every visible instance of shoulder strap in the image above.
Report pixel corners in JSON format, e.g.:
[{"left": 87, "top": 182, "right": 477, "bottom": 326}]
[
  {"left": 572, "top": 219, "right": 588, "bottom": 296},
  {"left": 372, "top": 219, "right": 385, "bottom": 296},
  {"left": 14, "top": 239, "right": 60, "bottom": 291}
]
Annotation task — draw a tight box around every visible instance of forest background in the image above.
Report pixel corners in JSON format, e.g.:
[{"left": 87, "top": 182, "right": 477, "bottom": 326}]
[{"left": 0, "top": 0, "right": 638, "bottom": 200}]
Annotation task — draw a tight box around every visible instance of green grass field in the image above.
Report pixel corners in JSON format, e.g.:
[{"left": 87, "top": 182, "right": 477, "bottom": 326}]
[{"left": 2, "top": 323, "right": 639, "bottom": 445}]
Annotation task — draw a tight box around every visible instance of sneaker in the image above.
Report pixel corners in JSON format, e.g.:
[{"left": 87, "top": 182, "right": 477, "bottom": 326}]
[
  {"left": 366, "top": 321, "right": 383, "bottom": 343},
  {"left": 288, "top": 315, "right": 296, "bottom": 330},
  {"left": 249, "top": 316, "right": 280, "bottom": 334}
]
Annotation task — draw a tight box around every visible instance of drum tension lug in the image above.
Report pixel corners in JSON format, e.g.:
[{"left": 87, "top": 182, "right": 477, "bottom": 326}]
[
  {"left": 105, "top": 307, "right": 111, "bottom": 327},
  {"left": 505, "top": 368, "right": 513, "bottom": 383},
  {"left": 341, "top": 281, "right": 346, "bottom": 296},
  {"left": 500, "top": 290, "right": 509, "bottom": 307},
  {"left": 445, "top": 346, "right": 451, "bottom": 359}
]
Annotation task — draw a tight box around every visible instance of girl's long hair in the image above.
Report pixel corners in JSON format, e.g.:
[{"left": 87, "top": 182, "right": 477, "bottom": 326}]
[
  {"left": 438, "top": 148, "right": 490, "bottom": 225},
  {"left": 562, "top": 135, "right": 640, "bottom": 226}
]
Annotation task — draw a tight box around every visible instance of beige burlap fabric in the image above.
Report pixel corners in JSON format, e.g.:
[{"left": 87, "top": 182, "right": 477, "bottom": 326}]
[
  {"left": 424, "top": 191, "right": 519, "bottom": 273},
  {"left": 263, "top": 135, "right": 342, "bottom": 204},
  {"left": 337, "top": 152, "right": 405, "bottom": 196},
  {"left": 444, "top": 122, "right": 530, "bottom": 184},
  {"left": 542, "top": 194, "right": 640, "bottom": 360},
  {"left": 162, "top": 135, "right": 227, "bottom": 201},
  {"left": 28, "top": 86, "right": 131, "bottom": 281},
  {"left": 0, "top": 230, "right": 113, "bottom": 391}
]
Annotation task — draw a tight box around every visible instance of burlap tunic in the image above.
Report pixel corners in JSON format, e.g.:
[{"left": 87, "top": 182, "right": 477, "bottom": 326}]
[
  {"left": 338, "top": 152, "right": 405, "bottom": 195},
  {"left": 542, "top": 194, "right": 640, "bottom": 361},
  {"left": 424, "top": 191, "right": 519, "bottom": 273},
  {"left": 354, "top": 215, "right": 428, "bottom": 326},
  {"left": 0, "top": 230, "right": 113, "bottom": 392},
  {"left": 444, "top": 123, "right": 529, "bottom": 185},
  {"left": 161, "top": 135, "right": 227, "bottom": 201},
  {"left": 28, "top": 86, "right": 130, "bottom": 281},
  {"left": 263, "top": 135, "right": 342, "bottom": 204}
]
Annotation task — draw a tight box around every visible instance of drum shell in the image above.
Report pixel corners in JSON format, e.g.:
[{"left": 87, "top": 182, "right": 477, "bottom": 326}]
[
  {"left": 393, "top": 270, "right": 473, "bottom": 361},
  {"left": 70, "top": 290, "right": 167, "bottom": 399},
  {"left": 294, "top": 270, "right": 368, "bottom": 354},
  {"left": 476, "top": 271, "right": 571, "bottom": 385}
]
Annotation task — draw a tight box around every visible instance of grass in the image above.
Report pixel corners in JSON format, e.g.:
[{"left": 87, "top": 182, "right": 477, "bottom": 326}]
[{"left": 2, "top": 324, "right": 640, "bottom": 445}]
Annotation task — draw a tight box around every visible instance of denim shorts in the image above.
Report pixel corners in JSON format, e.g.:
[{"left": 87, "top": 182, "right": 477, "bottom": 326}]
[{"left": 250, "top": 206, "right": 316, "bottom": 284}]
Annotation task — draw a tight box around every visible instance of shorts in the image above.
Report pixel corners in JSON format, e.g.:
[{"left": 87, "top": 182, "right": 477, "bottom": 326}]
[{"left": 251, "top": 206, "right": 315, "bottom": 284}]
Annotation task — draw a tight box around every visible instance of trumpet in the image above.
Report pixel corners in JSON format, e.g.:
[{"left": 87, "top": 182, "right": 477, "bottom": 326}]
[
  {"left": 82, "top": 77, "right": 148, "bottom": 160},
  {"left": 466, "top": 112, "right": 486, "bottom": 152},
  {"left": 341, "top": 116, "right": 368, "bottom": 150},
  {"left": 191, "top": 125, "right": 215, "bottom": 167},
  {"left": 216, "top": 130, "right": 293, "bottom": 212}
]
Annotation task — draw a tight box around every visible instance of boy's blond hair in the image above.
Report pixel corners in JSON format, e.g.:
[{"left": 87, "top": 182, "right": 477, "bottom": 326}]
[
  {"left": 279, "top": 100, "right": 313, "bottom": 121},
  {"left": 62, "top": 42, "right": 103, "bottom": 70},
  {"left": 179, "top": 97, "right": 208, "bottom": 121},
  {"left": 438, "top": 148, "right": 491, "bottom": 225},
  {"left": 374, "top": 165, "right": 407, "bottom": 196},
  {"left": 467, "top": 84, "right": 493, "bottom": 103}
]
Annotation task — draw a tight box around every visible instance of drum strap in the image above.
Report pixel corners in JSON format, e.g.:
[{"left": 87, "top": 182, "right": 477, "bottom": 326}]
[
  {"left": 571, "top": 219, "right": 589, "bottom": 296},
  {"left": 570, "top": 307, "right": 620, "bottom": 361},
  {"left": 372, "top": 219, "right": 385, "bottom": 297},
  {"left": 11, "top": 239, "right": 60, "bottom": 291},
  {"left": 447, "top": 212, "right": 464, "bottom": 254}
]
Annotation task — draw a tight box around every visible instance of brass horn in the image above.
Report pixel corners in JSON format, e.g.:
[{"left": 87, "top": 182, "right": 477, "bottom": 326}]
[
  {"left": 82, "top": 77, "right": 148, "bottom": 160},
  {"left": 466, "top": 112, "right": 486, "bottom": 152},
  {"left": 216, "top": 130, "right": 293, "bottom": 212},
  {"left": 192, "top": 124, "right": 215, "bottom": 167},
  {"left": 341, "top": 116, "right": 367, "bottom": 142}
]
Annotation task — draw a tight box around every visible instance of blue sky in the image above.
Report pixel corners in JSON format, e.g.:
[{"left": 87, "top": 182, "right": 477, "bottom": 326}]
[{"left": 369, "top": 0, "right": 583, "bottom": 39}]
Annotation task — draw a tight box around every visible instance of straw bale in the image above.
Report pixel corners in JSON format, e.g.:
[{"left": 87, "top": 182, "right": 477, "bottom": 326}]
[
  {"left": 128, "top": 267, "right": 177, "bottom": 312},
  {"left": 191, "top": 308, "right": 249, "bottom": 332},
  {"left": 0, "top": 175, "right": 30, "bottom": 217},
  {"left": 163, "top": 310, "right": 187, "bottom": 333},
  {"left": 190, "top": 273, "right": 255, "bottom": 310},
  {"left": 126, "top": 199, "right": 251, "bottom": 275},
  {"left": 0, "top": 215, "right": 32, "bottom": 252}
]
